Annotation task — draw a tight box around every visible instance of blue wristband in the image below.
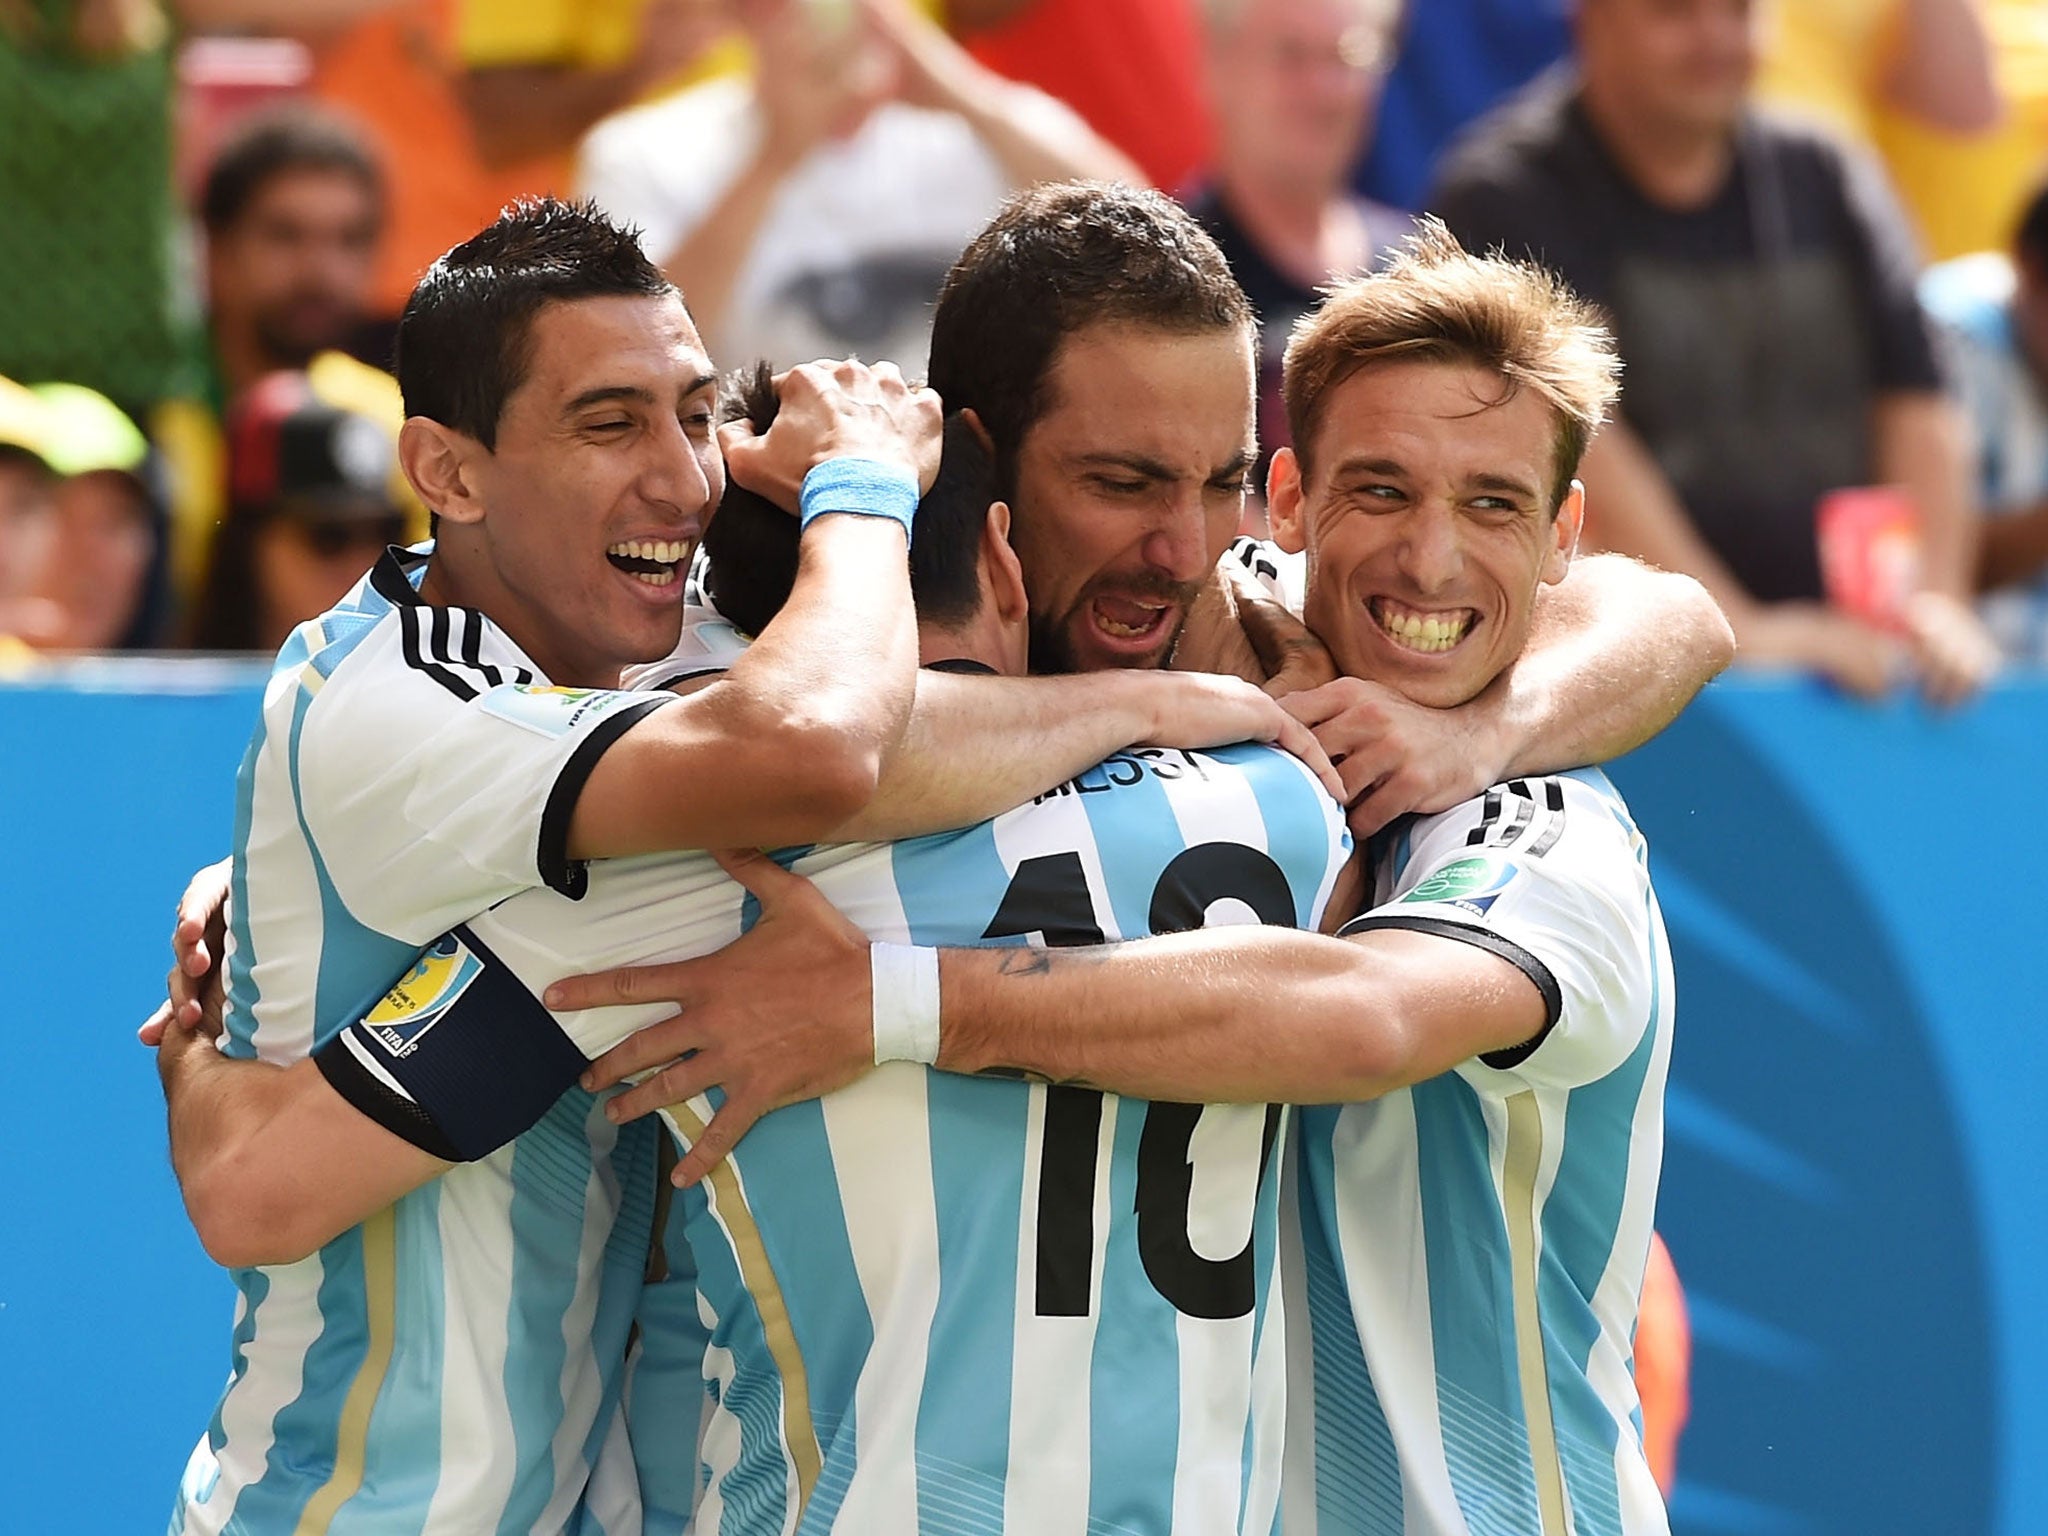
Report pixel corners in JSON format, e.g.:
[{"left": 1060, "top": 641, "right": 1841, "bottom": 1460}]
[{"left": 799, "top": 457, "right": 919, "bottom": 542}]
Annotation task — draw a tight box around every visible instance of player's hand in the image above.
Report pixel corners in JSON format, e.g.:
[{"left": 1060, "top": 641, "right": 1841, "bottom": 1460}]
[
  {"left": 1281, "top": 677, "right": 1507, "bottom": 839},
  {"left": 1141, "top": 672, "right": 1345, "bottom": 803},
  {"left": 720, "top": 358, "right": 944, "bottom": 510},
  {"left": 556, "top": 850, "right": 876, "bottom": 1188},
  {"left": 1231, "top": 567, "right": 1339, "bottom": 699},
  {"left": 1899, "top": 589, "right": 1998, "bottom": 709},
  {"left": 144, "top": 858, "right": 232, "bottom": 1046}
]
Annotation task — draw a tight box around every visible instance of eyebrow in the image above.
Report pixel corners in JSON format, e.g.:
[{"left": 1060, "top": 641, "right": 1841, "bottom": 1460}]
[
  {"left": 1073, "top": 448, "right": 1257, "bottom": 482},
  {"left": 1327, "top": 457, "right": 1542, "bottom": 501},
  {"left": 564, "top": 374, "right": 718, "bottom": 415}
]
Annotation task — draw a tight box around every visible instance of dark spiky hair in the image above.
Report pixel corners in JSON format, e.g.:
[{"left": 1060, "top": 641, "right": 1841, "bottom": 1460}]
[
  {"left": 703, "top": 363, "right": 996, "bottom": 637},
  {"left": 395, "top": 197, "right": 672, "bottom": 450}
]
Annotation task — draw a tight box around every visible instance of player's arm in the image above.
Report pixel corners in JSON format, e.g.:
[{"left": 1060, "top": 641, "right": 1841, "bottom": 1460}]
[
  {"left": 575, "top": 783, "right": 1652, "bottom": 1184},
  {"left": 566, "top": 361, "right": 935, "bottom": 859},
  {"left": 828, "top": 666, "right": 1344, "bottom": 840},
  {"left": 1285, "top": 552, "right": 1733, "bottom": 835},
  {"left": 158, "top": 1024, "right": 448, "bottom": 1269}
]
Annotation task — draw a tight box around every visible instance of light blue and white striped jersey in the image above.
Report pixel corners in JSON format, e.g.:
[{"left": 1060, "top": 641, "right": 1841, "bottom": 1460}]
[
  {"left": 1286, "top": 769, "right": 1674, "bottom": 1536},
  {"left": 455, "top": 739, "right": 1353, "bottom": 1536},
  {"left": 172, "top": 547, "right": 725, "bottom": 1536}
]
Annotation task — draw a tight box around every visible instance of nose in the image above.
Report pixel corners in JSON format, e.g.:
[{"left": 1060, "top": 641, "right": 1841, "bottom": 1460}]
[
  {"left": 1140, "top": 489, "right": 1217, "bottom": 585},
  {"left": 1397, "top": 504, "right": 1463, "bottom": 594},
  {"left": 644, "top": 416, "right": 716, "bottom": 521}
]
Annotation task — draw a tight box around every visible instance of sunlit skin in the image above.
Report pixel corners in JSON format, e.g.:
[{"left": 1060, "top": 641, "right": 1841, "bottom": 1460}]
[
  {"left": 1578, "top": 0, "right": 1756, "bottom": 142},
  {"left": 1007, "top": 321, "right": 1258, "bottom": 673},
  {"left": 1269, "top": 358, "right": 1583, "bottom": 709},
  {"left": 417, "top": 292, "right": 723, "bottom": 688},
  {"left": 209, "top": 168, "right": 380, "bottom": 375}
]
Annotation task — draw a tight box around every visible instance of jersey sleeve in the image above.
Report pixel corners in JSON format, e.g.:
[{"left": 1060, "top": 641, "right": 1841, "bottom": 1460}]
[
  {"left": 1345, "top": 772, "right": 1659, "bottom": 1091},
  {"left": 297, "top": 624, "right": 676, "bottom": 943}
]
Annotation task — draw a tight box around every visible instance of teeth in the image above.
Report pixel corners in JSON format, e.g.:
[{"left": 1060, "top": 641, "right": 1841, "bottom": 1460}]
[
  {"left": 1374, "top": 600, "right": 1472, "bottom": 654},
  {"left": 629, "top": 567, "right": 679, "bottom": 587},
  {"left": 608, "top": 539, "right": 686, "bottom": 564}
]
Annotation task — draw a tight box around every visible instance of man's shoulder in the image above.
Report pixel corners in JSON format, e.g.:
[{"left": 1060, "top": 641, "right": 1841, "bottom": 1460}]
[
  {"left": 1432, "top": 65, "right": 1583, "bottom": 198},
  {"left": 1392, "top": 768, "right": 1639, "bottom": 875}
]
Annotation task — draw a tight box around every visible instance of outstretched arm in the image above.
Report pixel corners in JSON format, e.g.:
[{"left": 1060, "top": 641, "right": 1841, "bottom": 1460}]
[{"left": 570, "top": 851, "right": 1543, "bottom": 1186}]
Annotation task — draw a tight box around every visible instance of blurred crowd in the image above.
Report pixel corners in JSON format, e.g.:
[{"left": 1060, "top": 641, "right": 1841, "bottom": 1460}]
[{"left": 5, "top": 0, "right": 2048, "bottom": 706}]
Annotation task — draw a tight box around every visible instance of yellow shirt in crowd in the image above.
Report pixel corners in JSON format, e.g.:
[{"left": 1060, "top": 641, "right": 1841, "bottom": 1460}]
[{"left": 1758, "top": 0, "right": 2048, "bottom": 260}]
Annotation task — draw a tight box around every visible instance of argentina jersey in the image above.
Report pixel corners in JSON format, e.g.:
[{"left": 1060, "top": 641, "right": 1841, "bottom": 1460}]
[
  {"left": 1286, "top": 768, "right": 1674, "bottom": 1536},
  {"left": 174, "top": 548, "right": 720, "bottom": 1536},
  {"left": 438, "top": 738, "right": 1351, "bottom": 1536}
]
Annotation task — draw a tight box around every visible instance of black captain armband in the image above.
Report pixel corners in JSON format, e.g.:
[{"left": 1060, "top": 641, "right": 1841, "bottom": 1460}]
[{"left": 314, "top": 926, "right": 590, "bottom": 1162}]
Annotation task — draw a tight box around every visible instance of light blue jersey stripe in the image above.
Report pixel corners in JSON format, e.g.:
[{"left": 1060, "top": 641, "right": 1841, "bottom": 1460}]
[{"left": 1412, "top": 1071, "right": 1546, "bottom": 1535}]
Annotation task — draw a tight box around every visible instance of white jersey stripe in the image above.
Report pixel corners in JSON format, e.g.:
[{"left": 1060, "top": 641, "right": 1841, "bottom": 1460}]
[
  {"left": 421, "top": 1167, "right": 517, "bottom": 1536},
  {"left": 823, "top": 1068, "right": 941, "bottom": 1534}
]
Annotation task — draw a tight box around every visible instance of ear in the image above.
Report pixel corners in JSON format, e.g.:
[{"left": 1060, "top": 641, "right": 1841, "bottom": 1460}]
[
  {"left": 399, "top": 418, "right": 485, "bottom": 527},
  {"left": 1544, "top": 479, "right": 1585, "bottom": 585},
  {"left": 958, "top": 407, "right": 996, "bottom": 459},
  {"left": 981, "top": 501, "right": 1028, "bottom": 622},
  {"left": 1266, "top": 447, "right": 1309, "bottom": 554}
]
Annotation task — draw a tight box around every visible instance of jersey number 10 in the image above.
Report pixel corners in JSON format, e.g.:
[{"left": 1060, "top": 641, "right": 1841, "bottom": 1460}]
[{"left": 982, "top": 845, "right": 1295, "bottom": 1323}]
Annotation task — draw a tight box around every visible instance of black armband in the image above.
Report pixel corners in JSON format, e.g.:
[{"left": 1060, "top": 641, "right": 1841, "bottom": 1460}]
[{"left": 314, "top": 925, "right": 591, "bottom": 1162}]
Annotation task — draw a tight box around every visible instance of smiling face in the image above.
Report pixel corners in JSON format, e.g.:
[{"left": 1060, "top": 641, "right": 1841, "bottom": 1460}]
[
  {"left": 434, "top": 291, "right": 722, "bottom": 686},
  {"left": 1007, "top": 320, "right": 1257, "bottom": 672},
  {"left": 1271, "top": 358, "right": 1582, "bottom": 707}
]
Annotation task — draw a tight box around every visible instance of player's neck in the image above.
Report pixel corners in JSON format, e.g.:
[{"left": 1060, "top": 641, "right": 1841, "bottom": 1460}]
[{"left": 917, "top": 614, "right": 1021, "bottom": 679}]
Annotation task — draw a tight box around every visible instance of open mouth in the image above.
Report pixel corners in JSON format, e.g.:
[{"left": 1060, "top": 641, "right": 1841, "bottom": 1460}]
[
  {"left": 1370, "top": 596, "right": 1476, "bottom": 655},
  {"left": 1089, "top": 591, "right": 1177, "bottom": 650},
  {"left": 607, "top": 538, "right": 688, "bottom": 589}
]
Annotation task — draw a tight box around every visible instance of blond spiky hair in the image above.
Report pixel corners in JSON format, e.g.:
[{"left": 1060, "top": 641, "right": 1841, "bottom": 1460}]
[{"left": 1282, "top": 218, "right": 1622, "bottom": 510}]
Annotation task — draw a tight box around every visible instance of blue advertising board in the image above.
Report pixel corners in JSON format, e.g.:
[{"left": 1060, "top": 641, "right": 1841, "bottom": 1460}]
[{"left": 0, "top": 665, "right": 2039, "bottom": 1533}]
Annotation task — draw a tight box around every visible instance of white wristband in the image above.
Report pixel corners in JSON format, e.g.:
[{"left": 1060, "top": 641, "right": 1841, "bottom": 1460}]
[{"left": 871, "top": 942, "right": 942, "bottom": 1066}]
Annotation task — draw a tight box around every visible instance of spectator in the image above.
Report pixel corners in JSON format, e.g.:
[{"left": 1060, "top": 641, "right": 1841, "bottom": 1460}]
[
  {"left": 1921, "top": 180, "right": 2048, "bottom": 666},
  {"left": 576, "top": 0, "right": 1141, "bottom": 374},
  {"left": 25, "top": 382, "right": 170, "bottom": 651},
  {"left": 200, "top": 107, "right": 386, "bottom": 412},
  {"left": 0, "top": 378, "right": 169, "bottom": 652},
  {"left": 1186, "top": 0, "right": 1408, "bottom": 510},
  {"left": 1433, "top": 0, "right": 1997, "bottom": 705},
  {"left": 191, "top": 371, "right": 410, "bottom": 653}
]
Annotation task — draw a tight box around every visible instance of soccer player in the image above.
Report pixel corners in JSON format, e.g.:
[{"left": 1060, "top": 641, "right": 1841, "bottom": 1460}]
[
  {"left": 300, "top": 406, "right": 1351, "bottom": 1533},
  {"left": 157, "top": 198, "right": 1312, "bottom": 1536},
  {"left": 567, "top": 224, "right": 1678, "bottom": 1536}
]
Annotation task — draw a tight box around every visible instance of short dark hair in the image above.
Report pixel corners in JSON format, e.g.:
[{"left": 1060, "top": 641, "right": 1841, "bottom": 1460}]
[
  {"left": 927, "top": 182, "right": 1254, "bottom": 487},
  {"left": 201, "top": 106, "right": 384, "bottom": 237},
  {"left": 704, "top": 363, "right": 995, "bottom": 636},
  {"left": 395, "top": 197, "right": 672, "bottom": 450}
]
